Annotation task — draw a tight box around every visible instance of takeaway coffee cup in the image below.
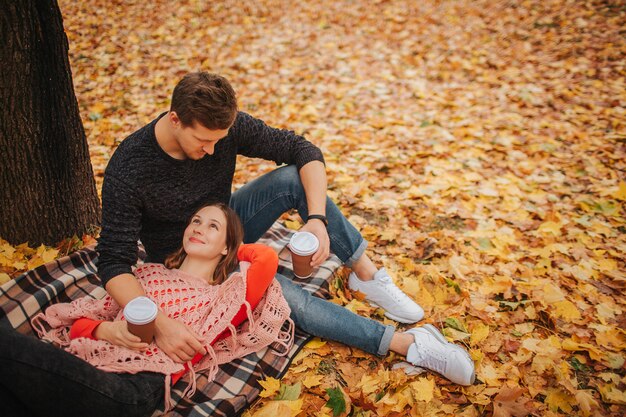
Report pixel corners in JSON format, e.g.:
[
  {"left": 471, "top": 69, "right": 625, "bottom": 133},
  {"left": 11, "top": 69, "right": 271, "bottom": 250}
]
[
  {"left": 288, "top": 231, "right": 319, "bottom": 279},
  {"left": 124, "top": 296, "right": 158, "bottom": 343}
]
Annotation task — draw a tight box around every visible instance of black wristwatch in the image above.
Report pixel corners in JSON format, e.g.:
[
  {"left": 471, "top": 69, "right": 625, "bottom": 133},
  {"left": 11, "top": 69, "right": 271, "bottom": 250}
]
[{"left": 307, "top": 214, "right": 328, "bottom": 227}]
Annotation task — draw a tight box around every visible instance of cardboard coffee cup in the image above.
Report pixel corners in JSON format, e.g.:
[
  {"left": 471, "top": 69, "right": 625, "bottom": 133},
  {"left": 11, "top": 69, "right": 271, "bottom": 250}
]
[
  {"left": 288, "top": 232, "right": 319, "bottom": 279},
  {"left": 124, "top": 296, "right": 158, "bottom": 344}
]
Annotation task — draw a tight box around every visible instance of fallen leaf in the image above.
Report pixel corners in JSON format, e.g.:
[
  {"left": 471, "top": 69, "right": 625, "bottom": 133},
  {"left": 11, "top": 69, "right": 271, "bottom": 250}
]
[{"left": 492, "top": 385, "right": 530, "bottom": 417}]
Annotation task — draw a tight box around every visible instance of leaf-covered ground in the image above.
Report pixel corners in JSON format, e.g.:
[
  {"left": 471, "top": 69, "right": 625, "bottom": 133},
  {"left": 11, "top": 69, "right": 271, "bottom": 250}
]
[{"left": 2, "top": 0, "right": 625, "bottom": 415}]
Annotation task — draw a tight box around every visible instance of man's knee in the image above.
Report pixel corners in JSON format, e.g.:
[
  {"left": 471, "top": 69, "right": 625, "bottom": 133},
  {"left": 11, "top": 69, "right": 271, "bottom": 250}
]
[{"left": 272, "top": 165, "right": 302, "bottom": 191}]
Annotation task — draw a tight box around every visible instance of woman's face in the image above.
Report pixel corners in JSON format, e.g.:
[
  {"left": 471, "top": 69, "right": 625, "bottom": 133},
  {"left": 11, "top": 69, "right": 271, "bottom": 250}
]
[{"left": 182, "top": 206, "right": 229, "bottom": 261}]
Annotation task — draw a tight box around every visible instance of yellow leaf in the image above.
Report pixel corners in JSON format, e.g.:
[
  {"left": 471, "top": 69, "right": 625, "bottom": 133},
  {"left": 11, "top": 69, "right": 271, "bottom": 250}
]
[
  {"left": 302, "top": 374, "right": 324, "bottom": 388},
  {"left": 595, "top": 328, "right": 626, "bottom": 350},
  {"left": 27, "top": 256, "right": 45, "bottom": 270},
  {"left": 531, "top": 354, "right": 553, "bottom": 374},
  {"left": 410, "top": 377, "right": 435, "bottom": 402},
  {"left": 552, "top": 300, "right": 581, "bottom": 321},
  {"left": 575, "top": 390, "right": 599, "bottom": 417},
  {"left": 470, "top": 323, "right": 490, "bottom": 346},
  {"left": 541, "top": 282, "right": 565, "bottom": 303},
  {"left": 252, "top": 399, "right": 303, "bottom": 417},
  {"left": 258, "top": 377, "right": 281, "bottom": 398},
  {"left": 562, "top": 338, "right": 604, "bottom": 361},
  {"left": 0, "top": 243, "right": 16, "bottom": 258},
  {"left": 613, "top": 181, "right": 626, "bottom": 201},
  {"left": 513, "top": 323, "right": 535, "bottom": 335},
  {"left": 544, "top": 388, "right": 575, "bottom": 412},
  {"left": 356, "top": 371, "right": 389, "bottom": 395},
  {"left": 537, "top": 221, "right": 562, "bottom": 235},
  {"left": 89, "top": 102, "right": 106, "bottom": 114},
  {"left": 597, "top": 383, "right": 626, "bottom": 405},
  {"left": 305, "top": 338, "right": 327, "bottom": 349},
  {"left": 379, "top": 230, "right": 396, "bottom": 241},
  {"left": 0, "top": 273, "right": 10, "bottom": 285},
  {"left": 284, "top": 220, "right": 301, "bottom": 230},
  {"left": 41, "top": 247, "right": 59, "bottom": 263},
  {"left": 418, "top": 285, "right": 435, "bottom": 307},
  {"left": 479, "top": 363, "right": 502, "bottom": 387},
  {"left": 13, "top": 261, "right": 25, "bottom": 270}
]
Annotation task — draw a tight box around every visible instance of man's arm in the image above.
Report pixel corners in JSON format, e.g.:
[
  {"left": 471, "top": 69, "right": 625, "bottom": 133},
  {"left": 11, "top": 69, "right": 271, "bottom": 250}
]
[
  {"left": 98, "top": 173, "right": 205, "bottom": 362},
  {"left": 233, "top": 112, "right": 325, "bottom": 171},
  {"left": 104, "top": 273, "right": 147, "bottom": 307},
  {"left": 232, "top": 112, "right": 331, "bottom": 265},
  {"left": 298, "top": 161, "right": 331, "bottom": 267}
]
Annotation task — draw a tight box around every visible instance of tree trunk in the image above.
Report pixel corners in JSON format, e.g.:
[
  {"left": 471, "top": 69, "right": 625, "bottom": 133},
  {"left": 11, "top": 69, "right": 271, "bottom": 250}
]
[{"left": 0, "top": 0, "right": 100, "bottom": 245}]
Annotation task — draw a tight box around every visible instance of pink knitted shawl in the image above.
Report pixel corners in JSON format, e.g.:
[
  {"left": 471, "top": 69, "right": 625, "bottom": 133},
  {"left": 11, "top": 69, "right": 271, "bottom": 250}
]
[{"left": 32, "top": 262, "right": 294, "bottom": 411}]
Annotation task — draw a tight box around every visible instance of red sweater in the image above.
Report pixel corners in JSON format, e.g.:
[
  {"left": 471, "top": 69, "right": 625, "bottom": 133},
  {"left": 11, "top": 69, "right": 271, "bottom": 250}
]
[{"left": 70, "top": 243, "right": 278, "bottom": 385}]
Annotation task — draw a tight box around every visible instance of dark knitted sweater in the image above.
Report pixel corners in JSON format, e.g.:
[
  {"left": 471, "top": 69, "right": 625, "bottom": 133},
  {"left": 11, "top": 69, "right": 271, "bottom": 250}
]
[{"left": 96, "top": 111, "right": 324, "bottom": 286}]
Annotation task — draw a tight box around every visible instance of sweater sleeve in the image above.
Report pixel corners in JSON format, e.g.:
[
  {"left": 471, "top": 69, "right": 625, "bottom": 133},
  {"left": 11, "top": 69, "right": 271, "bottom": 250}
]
[
  {"left": 237, "top": 243, "right": 279, "bottom": 297},
  {"left": 231, "top": 112, "right": 325, "bottom": 170},
  {"left": 69, "top": 318, "right": 104, "bottom": 340},
  {"left": 96, "top": 173, "right": 143, "bottom": 287},
  {"left": 218, "top": 243, "right": 279, "bottom": 331}
]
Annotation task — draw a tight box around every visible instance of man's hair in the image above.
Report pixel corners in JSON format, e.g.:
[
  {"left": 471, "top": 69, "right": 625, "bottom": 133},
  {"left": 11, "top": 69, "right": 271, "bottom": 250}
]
[{"left": 170, "top": 72, "right": 238, "bottom": 129}]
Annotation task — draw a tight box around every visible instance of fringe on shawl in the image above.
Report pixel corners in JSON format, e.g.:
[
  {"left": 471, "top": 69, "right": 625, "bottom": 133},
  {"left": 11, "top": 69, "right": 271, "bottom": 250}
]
[{"left": 30, "top": 264, "right": 294, "bottom": 414}]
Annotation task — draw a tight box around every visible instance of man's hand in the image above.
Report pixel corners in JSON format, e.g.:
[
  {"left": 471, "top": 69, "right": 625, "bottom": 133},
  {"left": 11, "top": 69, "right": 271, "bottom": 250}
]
[
  {"left": 94, "top": 321, "right": 150, "bottom": 351},
  {"left": 300, "top": 219, "right": 330, "bottom": 268},
  {"left": 154, "top": 312, "right": 207, "bottom": 363}
]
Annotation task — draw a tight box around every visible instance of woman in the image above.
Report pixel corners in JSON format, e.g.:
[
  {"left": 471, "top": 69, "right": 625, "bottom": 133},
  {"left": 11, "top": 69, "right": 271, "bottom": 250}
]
[
  {"left": 0, "top": 203, "right": 474, "bottom": 417},
  {"left": 0, "top": 202, "right": 293, "bottom": 417}
]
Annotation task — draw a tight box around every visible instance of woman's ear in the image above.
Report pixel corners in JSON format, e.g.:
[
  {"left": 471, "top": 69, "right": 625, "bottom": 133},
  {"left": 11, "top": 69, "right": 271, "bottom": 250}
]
[{"left": 221, "top": 247, "right": 228, "bottom": 256}]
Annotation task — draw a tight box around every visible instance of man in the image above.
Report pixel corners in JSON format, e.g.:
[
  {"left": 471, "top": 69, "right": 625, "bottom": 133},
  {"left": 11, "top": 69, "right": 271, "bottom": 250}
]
[{"left": 97, "top": 73, "right": 473, "bottom": 384}]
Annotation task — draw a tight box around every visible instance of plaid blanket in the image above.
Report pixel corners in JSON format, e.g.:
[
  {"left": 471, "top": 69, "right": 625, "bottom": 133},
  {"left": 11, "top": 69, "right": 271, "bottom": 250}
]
[{"left": 0, "top": 222, "right": 341, "bottom": 417}]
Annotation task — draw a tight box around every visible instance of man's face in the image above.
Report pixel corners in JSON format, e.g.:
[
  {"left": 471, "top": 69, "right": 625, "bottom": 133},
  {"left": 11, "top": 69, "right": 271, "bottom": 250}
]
[{"left": 173, "top": 118, "right": 230, "bottom": 160}]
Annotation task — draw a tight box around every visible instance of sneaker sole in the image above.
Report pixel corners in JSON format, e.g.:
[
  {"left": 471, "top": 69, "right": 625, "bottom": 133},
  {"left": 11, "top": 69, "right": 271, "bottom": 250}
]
[
  {"left": 366, "top": 301, "right": 424, "bottom": 324},
  {"left": 384, "top": 310, "right": 423, "bottom": 324},
  {"left": 408, "top": 324, "right": 476, "bottom": 385}
]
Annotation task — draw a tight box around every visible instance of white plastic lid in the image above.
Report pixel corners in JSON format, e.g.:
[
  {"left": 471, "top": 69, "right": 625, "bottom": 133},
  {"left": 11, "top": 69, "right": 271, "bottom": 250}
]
[
  {"left": 288, "top": 232, "right": 319, "bottom": 255},
  {"left": 124, "top": 296, "right": 158, "bottom": 325}
]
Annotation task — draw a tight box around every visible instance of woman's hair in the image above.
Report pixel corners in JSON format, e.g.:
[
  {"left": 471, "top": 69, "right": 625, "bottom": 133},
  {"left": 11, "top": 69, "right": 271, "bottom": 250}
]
[{"left": 164, "top": 202, "right": 244, "bottom": 284}]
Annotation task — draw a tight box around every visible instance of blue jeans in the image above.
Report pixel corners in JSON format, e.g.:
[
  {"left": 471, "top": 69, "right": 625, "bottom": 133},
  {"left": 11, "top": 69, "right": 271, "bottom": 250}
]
[
  {"left": 230, "top": 165, "right": 395, "bottom": 355},
  {"left": 0, "top": 325, "right": 163, "bottom": 417}
]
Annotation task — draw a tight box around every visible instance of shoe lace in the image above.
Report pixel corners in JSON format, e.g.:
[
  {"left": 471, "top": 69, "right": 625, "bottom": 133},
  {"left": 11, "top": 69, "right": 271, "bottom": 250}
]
[
  {"left": 378, "top": 276, "right": 411, "bottom": 304},
  {"left": 413, "top": 338, "right": 447, "bottom": 374}
]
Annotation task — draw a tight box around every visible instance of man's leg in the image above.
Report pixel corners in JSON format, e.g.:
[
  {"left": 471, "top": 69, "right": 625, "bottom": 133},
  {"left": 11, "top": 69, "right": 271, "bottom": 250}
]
[
  {"left": 230, "top": 165, "right": 366, "bottom": 263},
  {"left": 230, "top": 165, "right": 424, "bottom": 323},
  {"left": 0, "top": 327, "right": 163, "bottom": 417}
]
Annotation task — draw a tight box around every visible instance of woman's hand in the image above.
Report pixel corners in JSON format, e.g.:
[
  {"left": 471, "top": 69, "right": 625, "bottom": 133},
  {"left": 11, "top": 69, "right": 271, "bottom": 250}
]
[
  {"left": 300, "top": 219, "right": 330, "bottom": 268},
  {"left": 154, "top": 312, "right": 207, "bottom": 363},
  {"left": 94, "top": 321, "right": 150, "bottom": 351}
]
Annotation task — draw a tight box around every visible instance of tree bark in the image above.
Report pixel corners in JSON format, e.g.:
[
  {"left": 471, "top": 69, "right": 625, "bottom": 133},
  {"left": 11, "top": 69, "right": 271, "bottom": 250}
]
[{"left": 0, "top": 0, "right": 100, "bottom": 245}]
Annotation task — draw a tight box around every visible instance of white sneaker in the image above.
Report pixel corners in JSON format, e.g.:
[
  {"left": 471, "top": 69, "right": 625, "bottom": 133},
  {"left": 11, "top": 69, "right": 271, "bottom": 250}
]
[
  {"left": 405, "top": 324, "right": 475, "bottom": 386},
  {"left": 348, "top": 268, "right": 424, "bottom": 323}
]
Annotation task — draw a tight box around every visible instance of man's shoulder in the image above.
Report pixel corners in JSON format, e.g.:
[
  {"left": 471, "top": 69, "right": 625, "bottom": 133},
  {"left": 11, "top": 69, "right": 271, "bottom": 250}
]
[
  {"left": 105, "top": 118, "right": 163, "bottom": 177},
  {"left": 231, "top": 111, "right": 262, "bottom": 131}
]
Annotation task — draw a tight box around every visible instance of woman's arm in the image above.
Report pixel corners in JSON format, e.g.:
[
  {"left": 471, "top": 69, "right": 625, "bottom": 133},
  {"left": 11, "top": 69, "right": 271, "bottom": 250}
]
[
  {"left": 220, "top": 244, "right": 278, "bottom": 330},
  {"left": 237, "top": 243, "right": 279, "bottom": 306},
  {"left": 69, "top": 318, "right": 104, "bottom": 340},
  {"left": 69, "top": 318, "right": 149, "bottom": 351}
]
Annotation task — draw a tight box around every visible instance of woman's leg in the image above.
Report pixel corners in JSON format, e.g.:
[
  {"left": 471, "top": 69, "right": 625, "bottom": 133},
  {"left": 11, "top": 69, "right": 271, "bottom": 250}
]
[
  {"left": 274, "top": 274, "right": 395, "bottom": 356},
  {"left": 0, "top": 326, "right": 164, "bottom": 417}
]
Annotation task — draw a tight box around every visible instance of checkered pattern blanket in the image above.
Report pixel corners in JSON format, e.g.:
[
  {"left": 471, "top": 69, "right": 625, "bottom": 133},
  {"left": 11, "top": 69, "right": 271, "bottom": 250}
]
[{"left": 0, "top": 222, "right": 341, "bottom": 417}]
